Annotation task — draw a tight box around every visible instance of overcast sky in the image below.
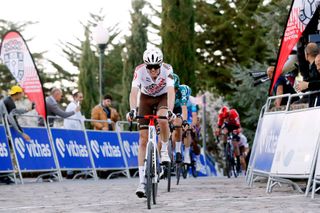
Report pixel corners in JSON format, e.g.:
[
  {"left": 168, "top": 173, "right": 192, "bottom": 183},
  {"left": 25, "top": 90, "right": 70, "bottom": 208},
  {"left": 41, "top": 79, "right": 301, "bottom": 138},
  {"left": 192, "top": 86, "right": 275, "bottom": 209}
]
[{"left": 1, "top": 0, "right": 140, "bottom": 73}]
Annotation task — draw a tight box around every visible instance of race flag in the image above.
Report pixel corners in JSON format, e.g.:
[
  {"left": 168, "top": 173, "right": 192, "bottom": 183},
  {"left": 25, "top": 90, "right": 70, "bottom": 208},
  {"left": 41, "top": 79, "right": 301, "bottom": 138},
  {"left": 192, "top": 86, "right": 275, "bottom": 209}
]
[
  {"left": 269, "top": 0, "right": 320, "bottom": 95},
  {"left": 0, "top": 30, "right": 46, "bottom": 118}
]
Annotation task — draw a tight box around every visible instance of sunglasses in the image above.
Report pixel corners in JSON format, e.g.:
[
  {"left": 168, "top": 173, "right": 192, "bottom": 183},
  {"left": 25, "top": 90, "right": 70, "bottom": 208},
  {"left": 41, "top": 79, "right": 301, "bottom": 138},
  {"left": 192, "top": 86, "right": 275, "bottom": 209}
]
[{"left": 146, "top": 64, "right": 161, "bottom": 70}]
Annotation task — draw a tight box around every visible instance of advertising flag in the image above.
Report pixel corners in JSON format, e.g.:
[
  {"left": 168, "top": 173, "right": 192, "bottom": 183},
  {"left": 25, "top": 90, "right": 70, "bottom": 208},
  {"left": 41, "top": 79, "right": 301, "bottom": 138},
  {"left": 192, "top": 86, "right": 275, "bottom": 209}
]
[
  {"left": 0, "top": 31, "right": 46, "bottom": 118},
  {"left": 269, "top": 0, "right": 320, "bottom": 95}
]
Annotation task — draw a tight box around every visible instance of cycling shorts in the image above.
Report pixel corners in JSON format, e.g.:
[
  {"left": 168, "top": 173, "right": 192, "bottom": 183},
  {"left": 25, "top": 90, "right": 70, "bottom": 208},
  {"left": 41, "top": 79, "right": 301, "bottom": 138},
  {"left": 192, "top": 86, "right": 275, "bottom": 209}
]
[
  {"left": 222, "top": 122, "right": 240, "bottom": 142},
  {"left": 138, "top": 93, "right": 167, "bottom": 130}
]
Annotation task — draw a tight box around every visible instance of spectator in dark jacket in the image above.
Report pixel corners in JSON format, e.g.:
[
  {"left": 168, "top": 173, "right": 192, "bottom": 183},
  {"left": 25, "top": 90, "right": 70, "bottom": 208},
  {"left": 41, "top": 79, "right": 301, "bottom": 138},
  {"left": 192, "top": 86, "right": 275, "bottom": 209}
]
[{"left": 39, "top": 88, "right": 80, "bottom": 126}]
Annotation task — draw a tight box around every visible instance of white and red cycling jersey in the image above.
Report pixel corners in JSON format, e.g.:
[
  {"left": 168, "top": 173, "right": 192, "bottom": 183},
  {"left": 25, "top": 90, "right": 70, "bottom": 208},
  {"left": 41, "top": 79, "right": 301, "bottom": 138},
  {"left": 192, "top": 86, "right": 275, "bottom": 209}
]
[{"left": 132, "top": 63, "right": 174, "bottom": 97}]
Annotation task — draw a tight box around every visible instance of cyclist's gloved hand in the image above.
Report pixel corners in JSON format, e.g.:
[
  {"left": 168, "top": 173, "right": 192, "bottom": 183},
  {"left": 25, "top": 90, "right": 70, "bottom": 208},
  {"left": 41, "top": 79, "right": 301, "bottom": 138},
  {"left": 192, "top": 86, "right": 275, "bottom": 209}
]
[
  {"left": 126, "top": 109, "right": 136, "bottom": 121},
  {"left": 166, "top": 109, "right": 176, "bottom": 121}
]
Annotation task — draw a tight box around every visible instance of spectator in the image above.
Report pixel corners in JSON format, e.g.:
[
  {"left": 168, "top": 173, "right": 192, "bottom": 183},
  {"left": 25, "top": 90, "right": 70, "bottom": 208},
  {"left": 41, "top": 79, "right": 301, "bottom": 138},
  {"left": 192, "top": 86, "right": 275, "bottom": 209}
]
[
  {"left": 64, "top": 90, "right": 85, "bottom": 130},
  {"left": 297, "top": 43, "right": 320, "bottom": 107},
  {"left": 40, "top": 88, "right": 80, "bottom": 127},
  {"left": 0, "top": 85, "right": 33, "bottom": 141},
  {"left": 267, "top": 66, "right": 298, "bottom": 107},
  {"left": 297, "top": 53, "right": 320, "bottom": 105},
  {"left": 91, "top": 94, "right": 120, "bottom": 131}
]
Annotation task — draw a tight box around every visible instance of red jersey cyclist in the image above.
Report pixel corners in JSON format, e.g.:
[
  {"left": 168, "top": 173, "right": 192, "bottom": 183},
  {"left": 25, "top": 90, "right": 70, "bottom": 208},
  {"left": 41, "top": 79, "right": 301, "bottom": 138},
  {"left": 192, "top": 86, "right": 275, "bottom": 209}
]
[{"left": 215, "top": 106, "right": 242, "bottom": 173}]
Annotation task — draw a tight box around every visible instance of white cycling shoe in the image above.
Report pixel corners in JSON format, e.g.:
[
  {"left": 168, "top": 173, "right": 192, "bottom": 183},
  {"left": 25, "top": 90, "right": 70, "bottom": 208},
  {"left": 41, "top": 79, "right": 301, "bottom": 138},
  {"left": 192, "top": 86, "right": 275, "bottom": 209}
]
[
  {"left": 161, "top": 151, "right": 171, "bottom": 163},
  {"left": 136, "top": 183, "right": 146, "bottom": 198}
]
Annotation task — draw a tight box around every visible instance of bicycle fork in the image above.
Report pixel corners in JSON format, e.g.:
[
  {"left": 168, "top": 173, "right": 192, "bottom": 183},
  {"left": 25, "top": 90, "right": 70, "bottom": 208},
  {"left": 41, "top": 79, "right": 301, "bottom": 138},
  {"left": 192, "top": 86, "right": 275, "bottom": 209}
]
[{"left": 144, "top": 126, "right": 159, "bottom": 183}]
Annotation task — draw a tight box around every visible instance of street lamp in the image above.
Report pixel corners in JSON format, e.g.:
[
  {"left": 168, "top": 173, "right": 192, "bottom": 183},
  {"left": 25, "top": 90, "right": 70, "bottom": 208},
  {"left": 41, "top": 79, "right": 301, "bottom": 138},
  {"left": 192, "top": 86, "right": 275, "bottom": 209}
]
[{"left": 92, "top": 22, "right": 109, "bottom": 102}]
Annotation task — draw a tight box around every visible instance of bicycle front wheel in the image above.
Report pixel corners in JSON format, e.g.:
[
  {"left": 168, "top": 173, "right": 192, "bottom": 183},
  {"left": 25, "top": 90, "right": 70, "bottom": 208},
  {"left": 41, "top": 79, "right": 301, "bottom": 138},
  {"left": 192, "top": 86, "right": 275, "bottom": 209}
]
[{"left": 146, "top": 145, "right": 153, "bottom": 209}]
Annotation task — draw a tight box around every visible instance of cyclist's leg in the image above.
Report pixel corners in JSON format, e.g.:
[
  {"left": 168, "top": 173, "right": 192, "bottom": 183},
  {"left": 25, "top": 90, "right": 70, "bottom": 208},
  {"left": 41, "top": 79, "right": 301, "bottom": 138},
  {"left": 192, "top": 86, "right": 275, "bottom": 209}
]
[
  {"left": 156, "top": 94, "right": 170, "bottom": 162},
  {"left": 183, "top": 129, "right": 192, "bottom": 164},
  {"left": 172, "top": 112, "right": 183, "bottom": 162},
  {"left": 239, "top": 145, "right": 247, "bottom": 174},
  {"left": 191, "top": 134, "right": 202, "bottom": 171},
  {"left": 232, "top": 134, "right": 241, "bottom": 173},
  {"left": 136, "top": 94, "right": 153, "bottom": 197}
]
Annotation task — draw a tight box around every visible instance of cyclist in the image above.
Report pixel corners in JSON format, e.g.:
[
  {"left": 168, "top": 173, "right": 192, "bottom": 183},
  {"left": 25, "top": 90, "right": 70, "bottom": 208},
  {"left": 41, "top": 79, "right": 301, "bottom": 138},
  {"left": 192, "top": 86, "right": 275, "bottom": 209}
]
[
  {"left": 215, "top": 106, "right": 241, "bottom": 173},
  {"left": 126, "top": 47, "right": 175, "bottom": 198},
  {"left": 238, "top": 132, "right": 250, "bottom": 174},
  {"left": 171, "top": 73, "right": 193, "bottom": 164}
]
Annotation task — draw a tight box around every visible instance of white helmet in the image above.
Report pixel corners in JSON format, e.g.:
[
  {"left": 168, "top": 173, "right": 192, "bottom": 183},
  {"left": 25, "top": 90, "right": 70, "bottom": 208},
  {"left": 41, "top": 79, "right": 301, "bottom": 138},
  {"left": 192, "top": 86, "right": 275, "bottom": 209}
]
[{"left": 143, "top": 48, "right": 163, "bottom": 65}]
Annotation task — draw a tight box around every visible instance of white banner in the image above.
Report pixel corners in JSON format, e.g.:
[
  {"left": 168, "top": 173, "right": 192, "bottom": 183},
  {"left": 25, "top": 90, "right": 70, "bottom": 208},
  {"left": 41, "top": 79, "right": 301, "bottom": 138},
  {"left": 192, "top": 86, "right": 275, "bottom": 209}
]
[{"left": 271, "top": 108, "right": 320, "bottom": 175}]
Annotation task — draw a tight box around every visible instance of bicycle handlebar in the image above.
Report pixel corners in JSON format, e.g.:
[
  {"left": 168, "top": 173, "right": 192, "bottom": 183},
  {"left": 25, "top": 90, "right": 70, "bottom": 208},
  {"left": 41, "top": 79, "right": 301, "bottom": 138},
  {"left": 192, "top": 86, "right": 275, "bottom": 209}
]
[{"left": 135, "top": 115, "right": 167, "bottom": 120}]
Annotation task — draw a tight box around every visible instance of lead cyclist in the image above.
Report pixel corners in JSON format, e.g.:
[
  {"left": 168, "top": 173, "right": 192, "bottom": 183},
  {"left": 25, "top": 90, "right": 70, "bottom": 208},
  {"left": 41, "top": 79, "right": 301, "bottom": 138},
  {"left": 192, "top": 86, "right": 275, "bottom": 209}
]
[{"left": 126, "top": 47, "right": 176, "bottom": 198}]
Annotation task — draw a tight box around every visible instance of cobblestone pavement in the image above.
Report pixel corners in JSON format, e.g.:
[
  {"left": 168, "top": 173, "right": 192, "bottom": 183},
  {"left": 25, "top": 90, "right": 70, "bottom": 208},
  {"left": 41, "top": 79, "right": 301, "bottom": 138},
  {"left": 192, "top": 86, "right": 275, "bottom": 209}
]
[{"left": 0, "top": 176, "right": 319, "bottom": 213}]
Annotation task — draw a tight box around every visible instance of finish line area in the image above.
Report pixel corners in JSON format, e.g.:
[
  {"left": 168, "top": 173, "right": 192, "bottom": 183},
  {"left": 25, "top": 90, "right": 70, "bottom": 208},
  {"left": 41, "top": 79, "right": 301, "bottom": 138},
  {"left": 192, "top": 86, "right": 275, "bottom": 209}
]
[{"left": 0, "top": 177, "right": 317, "bottom": 212}]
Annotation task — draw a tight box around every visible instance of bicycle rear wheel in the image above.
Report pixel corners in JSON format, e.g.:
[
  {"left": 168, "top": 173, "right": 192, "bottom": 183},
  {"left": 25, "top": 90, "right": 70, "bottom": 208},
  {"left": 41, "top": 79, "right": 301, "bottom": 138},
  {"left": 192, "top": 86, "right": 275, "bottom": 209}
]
[
  {"left": 146, "top": 145, "right": 153, "bottom": 209},
  {"left": 167, "top": 162, "right": 171, "bottom": 192}
]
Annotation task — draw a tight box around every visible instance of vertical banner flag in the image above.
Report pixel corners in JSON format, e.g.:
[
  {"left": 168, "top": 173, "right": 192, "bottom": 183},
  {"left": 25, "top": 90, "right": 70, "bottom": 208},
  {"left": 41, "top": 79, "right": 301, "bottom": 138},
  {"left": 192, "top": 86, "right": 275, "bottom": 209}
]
[
  {"left": 0, "top": 31, "right": 46, "bottom": 118},
  {"left": 269, "top": 0, "right": 320, "bottom": 95}
]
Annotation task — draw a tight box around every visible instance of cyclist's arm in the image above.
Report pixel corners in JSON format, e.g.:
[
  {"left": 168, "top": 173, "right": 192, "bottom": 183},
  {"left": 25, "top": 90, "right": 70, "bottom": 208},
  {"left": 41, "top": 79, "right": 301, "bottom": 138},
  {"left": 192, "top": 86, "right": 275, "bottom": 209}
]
[
  {"left": 167, "top": 86, "right": 175, "bottom": 111},
  {"left": 129, "top": 87, "right": 139, "bottom": 110},
  {"left": 181, "top": 105, "right": 188, "bottom": 121}
]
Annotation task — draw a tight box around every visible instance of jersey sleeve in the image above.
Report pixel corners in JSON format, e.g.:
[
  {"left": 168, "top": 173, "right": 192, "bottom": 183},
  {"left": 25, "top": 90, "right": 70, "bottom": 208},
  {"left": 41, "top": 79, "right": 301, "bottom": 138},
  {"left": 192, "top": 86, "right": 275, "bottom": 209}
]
[
  {"left": 217, "top": 113, "right": 224, "bottom": 128},
  {"left": 131, "top": 66, "right": 141, "bottom": 88},
  {"left": 165, "top": 64, "right": 174, "bottom": 87}
]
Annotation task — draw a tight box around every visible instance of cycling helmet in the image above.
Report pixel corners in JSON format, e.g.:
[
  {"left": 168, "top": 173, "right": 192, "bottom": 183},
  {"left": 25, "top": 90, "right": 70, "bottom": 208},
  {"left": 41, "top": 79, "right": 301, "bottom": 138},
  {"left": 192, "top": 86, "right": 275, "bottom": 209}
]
[
  {"left": 143, "top": 48, "right": 163, "bottom": 65},
  {"left": 219, "top": 106, "right": 229, "bottom": 118},
  {"left": 173, "top": 73, "right": 180, "bottom": 88}
]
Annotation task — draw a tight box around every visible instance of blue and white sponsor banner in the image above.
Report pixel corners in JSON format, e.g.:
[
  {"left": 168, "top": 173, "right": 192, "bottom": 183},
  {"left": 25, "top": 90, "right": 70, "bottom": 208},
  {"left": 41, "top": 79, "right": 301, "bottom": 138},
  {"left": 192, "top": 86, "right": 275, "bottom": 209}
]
[
  {"left": 197, "top": 148, "right": 217, "bottom": 176},
  {"left": 271, "top": 109, "right": 320, "bottom": 175},
  {"left": 119, "top": 132, "right": 139, "bottom": 168},
  {"left": 0, "top": 125, "right": 13, "bottom": 172},
  {"left": 87, "top": 131, "right": 126, "bottom": 169},
  {"left": 50, "top": 128, "right": 92, "bottom": 169},
  {"left": 253, "top": 113, "right": 285, "bottom": 173},
  {"left": 10, "top": 127, "right": 56, "bottom": 170}
]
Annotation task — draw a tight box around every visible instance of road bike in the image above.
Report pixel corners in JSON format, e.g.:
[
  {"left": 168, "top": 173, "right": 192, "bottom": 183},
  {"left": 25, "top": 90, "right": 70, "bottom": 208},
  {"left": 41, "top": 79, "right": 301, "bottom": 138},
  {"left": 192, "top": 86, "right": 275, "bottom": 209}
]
[
  {"left": 134, "top": 114, "right": 167, "bottom": 209},
  {"left": 217, "top": 134, "right": 238, "bottom": 178}
]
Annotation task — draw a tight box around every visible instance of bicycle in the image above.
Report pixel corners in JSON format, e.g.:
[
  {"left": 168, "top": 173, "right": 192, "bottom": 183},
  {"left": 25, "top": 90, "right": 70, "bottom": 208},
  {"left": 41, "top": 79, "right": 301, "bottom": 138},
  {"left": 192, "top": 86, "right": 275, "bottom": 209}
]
[
  {"left": 133, "top": 114, "right": 167, "bottom": 209},
  {"left": 217, "top": 134, "right": 238, "bottom": 178},
  {"left": 181, "top": 125, "right": 198, "bottom": 179}
]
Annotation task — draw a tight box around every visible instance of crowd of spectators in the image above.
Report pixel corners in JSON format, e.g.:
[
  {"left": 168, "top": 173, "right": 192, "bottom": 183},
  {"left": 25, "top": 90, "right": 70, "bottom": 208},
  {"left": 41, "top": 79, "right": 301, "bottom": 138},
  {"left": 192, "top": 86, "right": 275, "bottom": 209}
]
[{"left": 268, "top": 42, "right": 320, "bottom": 109}]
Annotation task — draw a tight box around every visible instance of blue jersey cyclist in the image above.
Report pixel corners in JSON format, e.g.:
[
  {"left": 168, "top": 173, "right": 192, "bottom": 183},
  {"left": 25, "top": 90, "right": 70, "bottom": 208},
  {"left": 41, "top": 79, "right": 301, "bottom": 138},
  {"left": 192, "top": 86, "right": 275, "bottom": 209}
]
[{"left": 172, "top": 73, "right": 195, "bottom": 164}]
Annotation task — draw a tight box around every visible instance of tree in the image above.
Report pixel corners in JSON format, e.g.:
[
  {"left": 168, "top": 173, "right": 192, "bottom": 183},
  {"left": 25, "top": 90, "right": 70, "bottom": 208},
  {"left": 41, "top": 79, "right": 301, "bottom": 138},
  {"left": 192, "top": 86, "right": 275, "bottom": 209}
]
[
  {"left": 120, "top": 0, "right": 149, "bottom": 116},
  {"left": 161, "top": 0, "right": 196, "bottom": 90},
  {"left": 78, "top": 27, "right": 99, "bottom": 119},
  {"left": 195, "top": 0, "right": 268, "bottom": 93}
]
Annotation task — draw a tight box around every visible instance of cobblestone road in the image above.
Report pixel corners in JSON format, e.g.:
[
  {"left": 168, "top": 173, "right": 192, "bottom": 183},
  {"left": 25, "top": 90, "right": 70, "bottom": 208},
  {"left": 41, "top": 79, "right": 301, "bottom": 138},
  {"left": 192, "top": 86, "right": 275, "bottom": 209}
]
[{"left": 0, "top": 176, "right": 319, "bottom": 212}]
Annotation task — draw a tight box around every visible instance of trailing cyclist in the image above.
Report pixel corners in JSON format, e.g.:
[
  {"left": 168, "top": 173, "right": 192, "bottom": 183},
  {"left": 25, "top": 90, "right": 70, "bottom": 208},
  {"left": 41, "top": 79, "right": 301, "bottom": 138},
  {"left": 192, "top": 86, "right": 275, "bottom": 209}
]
[
  {"left": 171, "top": 73, "right": 194, "bottom": 164},
  {"left": 126, "top": 47, "right": 175, "bottom": 198},
  {"left": 215, "top": 106, "right": 242, "bottom": 174}
]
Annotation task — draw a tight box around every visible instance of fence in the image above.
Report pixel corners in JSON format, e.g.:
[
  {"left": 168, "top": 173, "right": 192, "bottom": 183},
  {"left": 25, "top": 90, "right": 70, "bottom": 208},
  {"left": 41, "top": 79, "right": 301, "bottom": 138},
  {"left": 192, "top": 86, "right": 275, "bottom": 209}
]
[
  {"left": 0, "top": 112, "right": 218, "bottom": 184},
  {"left": 247, "top": 91, "right": 320, "bottom": 199}
]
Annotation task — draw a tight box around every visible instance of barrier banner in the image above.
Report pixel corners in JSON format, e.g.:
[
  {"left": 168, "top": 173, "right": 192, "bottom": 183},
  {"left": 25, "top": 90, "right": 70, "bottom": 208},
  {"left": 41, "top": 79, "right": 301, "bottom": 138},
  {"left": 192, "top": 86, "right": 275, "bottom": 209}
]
[
  {"left": 271, "top": 109, "right": 320, "bottom": 175},
  {"left": 253, "top": 113, "right": 284, "bottom": 173},
  {"left": 10, "top": 127, "right": 56, "bottom": 170},
  {"left": 0, "top": 125, "right": 13, "bottom": 172},
  {"left": 50, "top": 128, "right": 92, "bottom": 169},
  {"left": 87, "top": 131, "right": 126, "bottom": 169},
  {"left": 119, "top": 132, "right": 139, "bottom": 168},
  {"left": 197, "top": 151, "right": 217, "bottom": 177}
]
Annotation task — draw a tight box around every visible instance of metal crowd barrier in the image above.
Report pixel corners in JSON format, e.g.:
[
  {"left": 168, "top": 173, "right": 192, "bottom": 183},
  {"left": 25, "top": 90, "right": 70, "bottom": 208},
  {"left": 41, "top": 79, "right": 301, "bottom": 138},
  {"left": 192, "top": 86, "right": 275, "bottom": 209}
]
[
  {"left": 247, "top": 90, "right": 320, "bottom": 198},
  {"left": 5, "top": 114, "right": 62, "bottom": 184}
]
